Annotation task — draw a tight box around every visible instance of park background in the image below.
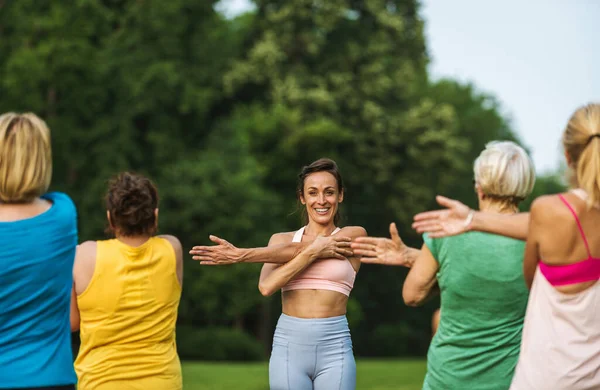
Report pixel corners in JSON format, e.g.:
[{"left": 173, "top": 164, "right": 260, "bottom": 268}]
[{"left": 1, "top": 0, "right": 597, "bottom": 388}]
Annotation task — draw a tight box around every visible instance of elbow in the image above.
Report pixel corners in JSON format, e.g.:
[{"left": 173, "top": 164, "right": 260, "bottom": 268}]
[
  {"left": 258, "top": 281, "right": 275, "bottom": 297},
  {"left": 402, "top": 289, "right": 425, "bottom": 307},
  {"left": 403, "top": 296, "right": 423, "bottom": 307}
]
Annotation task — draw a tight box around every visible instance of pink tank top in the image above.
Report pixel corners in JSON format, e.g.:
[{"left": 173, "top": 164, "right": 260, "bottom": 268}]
[
  {"left": 280, "top": 227, "right": 356, "bottom": 296},
  {"left": 538, "top": 194, "right": 600, "bottom": 286},
  {"left": 510, "top": 193, "right": 600, "bottom": 390}
]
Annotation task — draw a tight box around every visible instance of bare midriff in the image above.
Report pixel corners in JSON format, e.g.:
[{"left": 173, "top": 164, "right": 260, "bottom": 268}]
[{"left": 282, "top": 289, "right": 348, "bottom": 318}]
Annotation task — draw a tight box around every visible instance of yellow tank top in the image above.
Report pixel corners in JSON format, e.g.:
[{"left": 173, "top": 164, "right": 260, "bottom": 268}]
[{"left": 75, "top": 237, "right": 182, "bottom": 390}]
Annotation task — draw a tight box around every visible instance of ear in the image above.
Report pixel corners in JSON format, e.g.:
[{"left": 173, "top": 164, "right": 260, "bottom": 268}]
[
  {"left": 106, "top": 210, "right": 113, "bottom": 227},
  {"left": 564, "top": 150, "right": 572, "bottom": 166},
  {"left": 475, "top": 185, "right": 485, "bottom": 201},
  {"left": 154, "top": 208, "right": 159, "bottom": 230},
  {"left": 338, "top": 189, "right": 344, "bottom": 203},
  {"left": 299, "top": 192, "right": 306, "bottom": 205}
]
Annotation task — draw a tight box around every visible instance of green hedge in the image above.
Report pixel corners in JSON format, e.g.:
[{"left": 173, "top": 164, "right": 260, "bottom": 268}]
[{"left": 176, "top": 326, "right": 266, "bottom": 361}]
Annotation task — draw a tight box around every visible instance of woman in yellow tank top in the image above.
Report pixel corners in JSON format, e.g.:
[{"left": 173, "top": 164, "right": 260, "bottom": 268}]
[{"left": 70, "top": 172, "right": 183, "bottom": 390}]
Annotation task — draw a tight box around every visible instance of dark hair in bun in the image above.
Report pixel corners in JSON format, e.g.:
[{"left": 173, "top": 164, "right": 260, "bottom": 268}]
[{"left": 105, "top": 172, "right": 158, "bottom": 236}]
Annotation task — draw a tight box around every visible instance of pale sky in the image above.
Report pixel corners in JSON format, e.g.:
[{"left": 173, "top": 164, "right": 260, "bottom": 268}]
[{"left": 218, "top": 0, "right": 600, "bottom": 174}]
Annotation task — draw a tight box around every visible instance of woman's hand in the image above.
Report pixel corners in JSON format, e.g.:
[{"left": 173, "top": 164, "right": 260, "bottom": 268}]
[
  {"left": 412, "top": 195, "right": 473, "bottom": 238},
  {"left": 189, "top": 235, "right": 244, "bottom": 265},
  {"left": 305, "top": 235, "right": 353, "bottom": 261},
  {"left": 351, "top": 223, "right": 411, "bottom": 266}
]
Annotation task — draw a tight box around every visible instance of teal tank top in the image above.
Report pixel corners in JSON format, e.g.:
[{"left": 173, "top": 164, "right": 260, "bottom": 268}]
[{"left": 422, "top": 232, "right": 528, "bottom": 390}]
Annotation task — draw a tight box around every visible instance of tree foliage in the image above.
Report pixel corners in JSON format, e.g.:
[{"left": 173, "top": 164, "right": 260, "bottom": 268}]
[{"left": 0, "top": 0, "right": 563, "bottom": 358}]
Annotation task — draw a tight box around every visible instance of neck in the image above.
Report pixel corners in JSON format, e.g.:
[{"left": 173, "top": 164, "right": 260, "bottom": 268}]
[
  {"left": 479, "top": 200, "right": 518, "bottom": 214},
  {"left": 304, "top": 221, "right": 337, "bottom": 237},
  {"left": 115, "top": 234, "right": 152, "bottom": 247}
]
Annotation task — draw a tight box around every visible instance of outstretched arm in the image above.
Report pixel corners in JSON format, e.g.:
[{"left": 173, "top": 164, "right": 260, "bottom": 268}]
[
  {"left": 190, "top": 230, "right": 354, "bottom": 265},
  {"left": 412, "top": 195, "right": 530, "bottom": 241}
]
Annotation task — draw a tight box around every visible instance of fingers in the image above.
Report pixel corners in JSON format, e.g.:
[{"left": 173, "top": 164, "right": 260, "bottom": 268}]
[
  {"left": 389, "top": 222, "right": 402, "bottom": 243},
  {"left": 352, "top": 237, "right": 384, "bottom": 246},
  {"left": 350, "top": 242, "right": 374, "bottom": 251},
  {"left": 334, "top": 241, "right": 352, "bottom": 248},
  {"left": 189, "top": 246, "right": 212, "bottom": 255},
  {"left": 352, "top": 248, "right": 377, "bottom": 257},
  {"left": 413, "top": 209, "right": 447, "bottom": 222},
  {"left": 199, "top": 261, "right": 219, "bottom": 265},
  {"left": 209, "top": 235, "right": 229, "bottom": 245},
  {"left": 192, "top": 255, "right": 217, "bottom": 261},
  {"left": 335, "top": 248, "right": 354, "bottom": 258},
  {"left": 332, "top": 236, "right": 352, "bottom": 242},
  {"left": 359, "top": 257, "right": 383, "bottom": 264},
  {"left": 411, "top": 221, "right": 443, "bottom": 234},
  {"left": 436, "top": 195, "right": 458, "bottom": 209}
]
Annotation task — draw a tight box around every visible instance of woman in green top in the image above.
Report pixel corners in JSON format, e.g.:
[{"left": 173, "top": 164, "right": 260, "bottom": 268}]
[{"left": 353, "top": 141, "right": 535, "bottom": 389}]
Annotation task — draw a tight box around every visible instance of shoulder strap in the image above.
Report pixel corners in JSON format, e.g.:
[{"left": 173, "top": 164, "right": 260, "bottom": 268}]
[
  {"left": 331, "top": 227, "right": 341, "bottom": 235},
  {"left": 292, "top": 227, "right": 305, "bottom": 243},
  {"left": 558, "top": 194, "right": 592, "bottom": 257}
]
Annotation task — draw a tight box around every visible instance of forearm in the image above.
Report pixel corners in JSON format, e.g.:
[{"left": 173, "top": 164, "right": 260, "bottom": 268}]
[
  {"left": 403, "top": 247, "right": 421, "bottom": 268},
  {"left": 404, "top": 281, "right": 440, "bottom": 307},
  {"left": 470, "top": 212, "right": 530, "bottom": 241},
  {"left": 259, "top": 249, "right": 317, "bottom": 295},
  {"left": 242, "top": 242, "right": 308, "bottom": 264}
]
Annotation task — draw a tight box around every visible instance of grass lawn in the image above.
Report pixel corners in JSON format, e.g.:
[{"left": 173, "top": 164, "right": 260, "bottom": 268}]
[{"left": 182, "top": 359, "right": 427, "bottom": 390}]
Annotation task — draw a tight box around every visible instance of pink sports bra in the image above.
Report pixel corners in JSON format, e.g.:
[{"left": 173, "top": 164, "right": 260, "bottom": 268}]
[
  {"left": 539, "top": 194, "right": 600, "bottom": 286},
  {"left": 281, "top": 226, "right": 357, "bottom": 296}
]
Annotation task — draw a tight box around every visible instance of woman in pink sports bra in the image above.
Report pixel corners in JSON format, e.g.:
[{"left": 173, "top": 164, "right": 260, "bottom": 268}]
[
  {"left": 411, "top": 103, "right": 600, "bottom": 389},
  {"left": 190, "top": 158, "right": 367, "bottom": 390}
]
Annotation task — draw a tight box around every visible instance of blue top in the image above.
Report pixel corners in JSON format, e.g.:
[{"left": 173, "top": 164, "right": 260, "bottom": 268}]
[{"left": 0, "top": 192, "right": 78, "bottom": 388}]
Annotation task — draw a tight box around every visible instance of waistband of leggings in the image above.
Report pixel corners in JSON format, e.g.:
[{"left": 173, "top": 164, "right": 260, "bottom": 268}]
[{"left": 273, "top": 313, "right": 350, "bottom": 344}]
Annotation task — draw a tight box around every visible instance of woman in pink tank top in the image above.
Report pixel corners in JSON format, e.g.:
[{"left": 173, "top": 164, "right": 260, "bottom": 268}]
[
  {"left": 190, "top": 158, "right": 367, "bottom": 390},
  {"left": 411, "top": 103, "right": 600, "bottom": 389}
]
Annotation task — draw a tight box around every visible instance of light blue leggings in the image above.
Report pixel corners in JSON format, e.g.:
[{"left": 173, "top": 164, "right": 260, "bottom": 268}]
[{"left": 269, "top": 314, "right": 356, "bottom": 390}]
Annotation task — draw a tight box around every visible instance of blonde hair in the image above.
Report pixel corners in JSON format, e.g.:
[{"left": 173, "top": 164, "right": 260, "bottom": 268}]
[
  {"left": 0, "top": 112, "right": 52, "bottom": 203},
  {"left": 563, "top": 103, "right": 600, "bottom": 208},
  {"left": 474, "top": 141, "right": 536, "bottom": 206}
]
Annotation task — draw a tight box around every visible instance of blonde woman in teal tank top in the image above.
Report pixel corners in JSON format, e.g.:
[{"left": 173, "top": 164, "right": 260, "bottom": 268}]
[{"left": 353, "top": 141, "right": 535, "bottom": 389}]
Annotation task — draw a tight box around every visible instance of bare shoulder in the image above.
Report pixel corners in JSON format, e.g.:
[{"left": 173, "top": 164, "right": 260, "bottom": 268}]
[
  {"left": 268, "top": 231, "right": 294, "bottom": 246},
  {"left": 74, "top": 241, "right": 97, "bottom": 277},
  {"left": 339, "top": 225, "right": 367, "bottom": 239},
  {"left": 530, "top": 194, "right": 570, "bottom": 222},
  {"left": 158, "top": 234, "right": 183, "bottom": 256},
  {"left": 76, "top": 241, "right": 97, "bottom": 261}
]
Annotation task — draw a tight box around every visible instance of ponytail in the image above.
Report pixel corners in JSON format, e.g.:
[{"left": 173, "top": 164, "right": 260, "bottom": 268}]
[{"left": 576, "top": 136, "right": 600, "bottom": 208}]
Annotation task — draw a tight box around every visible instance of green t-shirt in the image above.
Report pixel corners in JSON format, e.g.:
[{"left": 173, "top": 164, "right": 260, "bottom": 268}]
[{"left": 422, "top": 232, "right": 528, "bottom": 390}]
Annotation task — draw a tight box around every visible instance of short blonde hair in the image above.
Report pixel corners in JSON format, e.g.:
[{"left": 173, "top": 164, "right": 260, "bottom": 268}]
[
  {"left": 0, "top": 112, "right": 52, "bottom": 203},
  {"left": 562, "top": 103, "right": 600, "bottom": 208},
  {"left": 474, "top": 141, "right": 535, "bottom": 205}
]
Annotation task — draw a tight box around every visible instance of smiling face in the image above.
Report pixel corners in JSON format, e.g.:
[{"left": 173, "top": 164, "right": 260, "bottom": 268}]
[{"left": 299, "top": 171, "right": 344, "bottom": 226}]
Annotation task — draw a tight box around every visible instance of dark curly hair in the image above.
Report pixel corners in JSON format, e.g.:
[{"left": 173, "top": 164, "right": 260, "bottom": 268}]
[
  {"left": 296, "top": 158, "right": 344, "bottom": 225},
  {"left": 105, "top": 172, "right": 159, "bottom": 236}
]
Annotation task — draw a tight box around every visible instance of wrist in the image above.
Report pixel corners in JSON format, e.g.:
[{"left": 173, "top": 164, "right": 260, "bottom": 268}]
[
  {"left": 464, "top": 209, "right": 475, "bottom": 231},
  {"left": 403, "top": 247, "right": 417, "bottom": 268},
  {"left": 238, "top": 248, "right": 251, "bottom": 263},
  {"left": 304, "top": 246, "right": 319, "bottom": 262}
]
